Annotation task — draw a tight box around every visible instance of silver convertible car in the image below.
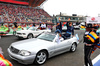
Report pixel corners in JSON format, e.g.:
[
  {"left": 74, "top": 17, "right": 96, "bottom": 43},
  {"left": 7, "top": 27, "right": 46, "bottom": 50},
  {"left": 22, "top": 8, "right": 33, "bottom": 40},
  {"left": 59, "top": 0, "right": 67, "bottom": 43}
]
[{"left": 8, "top": 32, "right": 79, "bottom": 65}]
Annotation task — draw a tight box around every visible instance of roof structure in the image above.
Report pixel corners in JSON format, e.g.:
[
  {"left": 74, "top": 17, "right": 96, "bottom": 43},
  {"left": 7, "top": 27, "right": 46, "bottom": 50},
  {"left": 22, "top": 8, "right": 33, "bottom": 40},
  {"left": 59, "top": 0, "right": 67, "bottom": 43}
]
[
  {"left": 29, "top": 0, "right": 46, "bottom": 7},
  {"left": 0, "top": 0, "right": 47, "bottom": 7}
]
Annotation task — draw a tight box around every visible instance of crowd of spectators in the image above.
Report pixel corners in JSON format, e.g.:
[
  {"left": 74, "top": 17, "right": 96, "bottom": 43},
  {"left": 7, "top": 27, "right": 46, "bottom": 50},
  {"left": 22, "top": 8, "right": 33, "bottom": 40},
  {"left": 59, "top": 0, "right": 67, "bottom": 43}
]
[{"left": 0, "top": 3, "right": 52, "bottom": 23}]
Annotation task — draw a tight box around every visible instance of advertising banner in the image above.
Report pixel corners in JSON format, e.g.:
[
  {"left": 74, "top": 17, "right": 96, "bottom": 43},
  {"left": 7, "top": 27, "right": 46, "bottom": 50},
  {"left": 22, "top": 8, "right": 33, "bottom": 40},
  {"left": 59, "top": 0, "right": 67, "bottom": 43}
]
[{"left": 86, "top": 17, "right": 100, "bottom": 23}]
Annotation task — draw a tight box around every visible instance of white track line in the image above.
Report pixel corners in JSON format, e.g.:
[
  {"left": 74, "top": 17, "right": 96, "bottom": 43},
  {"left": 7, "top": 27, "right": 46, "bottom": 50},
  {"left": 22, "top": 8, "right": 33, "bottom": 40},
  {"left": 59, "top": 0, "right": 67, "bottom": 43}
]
[{"left": 92, "top": 54, "right": 100, "bottom": 65}]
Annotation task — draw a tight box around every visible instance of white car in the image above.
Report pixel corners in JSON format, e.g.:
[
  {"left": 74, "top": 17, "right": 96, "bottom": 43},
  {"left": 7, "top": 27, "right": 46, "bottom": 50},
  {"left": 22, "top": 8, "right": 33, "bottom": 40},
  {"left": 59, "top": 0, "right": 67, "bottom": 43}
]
[
  {"left": 8, "top": 32, "right": 79, "bottom": 65},
  {"left": 16, "top": 27, "right": 51, "bottom": 39},
  {"left": 74, "top": 22, "right": 85, "bottom": 29},
  {"left": 74, "top": 25, "right": 80, "bottom": 29}
]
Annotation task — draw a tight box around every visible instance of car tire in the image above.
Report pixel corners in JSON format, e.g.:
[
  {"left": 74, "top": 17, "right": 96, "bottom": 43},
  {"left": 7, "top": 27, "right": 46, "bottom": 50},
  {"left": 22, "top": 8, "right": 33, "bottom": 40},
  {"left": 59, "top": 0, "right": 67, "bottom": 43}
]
[
  {"left": 27, "top": 34, "right": 34, "bottom": 39},
  {"left": 17, "top": 37, "right": 24, "bottom": 40},
  {"left": 34, "top": 51, "right": 47, "bottom": 65},
  {"left": 70, "top": 43, "right": 77, "bottom": 52},
  {"left": 17, "top": 37, "right": 21, "bottom": 39}
]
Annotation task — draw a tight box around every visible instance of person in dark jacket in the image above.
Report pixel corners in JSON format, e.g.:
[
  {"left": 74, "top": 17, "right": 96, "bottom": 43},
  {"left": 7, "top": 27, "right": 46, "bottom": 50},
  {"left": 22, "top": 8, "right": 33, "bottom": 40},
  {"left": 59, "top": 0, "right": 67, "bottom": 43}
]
[
  {"left": 13, "top": 22, "right": 18, "bottom": 35},
  {"left": 83, "top": 23, "right": 99, "bottom": 66},
  {"left": 13, "top": 22, "right": 18, "bottom": 28},
  {"left": 55, "top": 22, "right": 62, "bottom": 33},
  {"left": 66, "top": 22, "right": 74, "bottom": 36},
  {"left": 59, "top": 18, "right": 62, "bottom": 32},
  {"left": 55, "top": 18, "right": 62, "bottom": 33},
  {"left": 63, "top": 22, "right": 74, "bottom": 39}
]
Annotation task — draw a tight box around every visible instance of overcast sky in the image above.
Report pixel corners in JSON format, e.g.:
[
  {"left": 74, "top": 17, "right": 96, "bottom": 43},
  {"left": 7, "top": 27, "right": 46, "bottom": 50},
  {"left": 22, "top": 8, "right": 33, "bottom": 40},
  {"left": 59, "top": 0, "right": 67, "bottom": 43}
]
[{"left": 43, "top": 0, "right": 100, "bottom": 17}]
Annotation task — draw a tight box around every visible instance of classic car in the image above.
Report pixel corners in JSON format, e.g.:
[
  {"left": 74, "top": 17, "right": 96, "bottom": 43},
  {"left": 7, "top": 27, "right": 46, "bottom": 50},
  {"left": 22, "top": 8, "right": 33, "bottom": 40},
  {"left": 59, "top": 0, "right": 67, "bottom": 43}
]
[
  {"left": 16, "top": 27, "right": 51, "bottom": 39},
  {"left": 8, "top": 32, "right": 79, "bottom": 65}
]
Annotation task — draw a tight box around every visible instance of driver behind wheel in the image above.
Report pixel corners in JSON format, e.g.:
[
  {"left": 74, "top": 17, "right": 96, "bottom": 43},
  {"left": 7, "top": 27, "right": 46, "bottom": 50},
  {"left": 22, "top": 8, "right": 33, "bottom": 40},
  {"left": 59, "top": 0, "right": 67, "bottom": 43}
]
[{"left": 55, "top": 31, "right": 64, "bottom": 44}]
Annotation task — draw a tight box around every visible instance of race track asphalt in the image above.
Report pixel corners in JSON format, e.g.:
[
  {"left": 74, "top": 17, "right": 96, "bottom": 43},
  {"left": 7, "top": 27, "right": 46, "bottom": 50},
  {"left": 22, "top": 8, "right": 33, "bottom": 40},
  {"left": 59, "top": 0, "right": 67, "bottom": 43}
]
[{"left": 0, "top": 30, "right": 100, "bottom": 66}]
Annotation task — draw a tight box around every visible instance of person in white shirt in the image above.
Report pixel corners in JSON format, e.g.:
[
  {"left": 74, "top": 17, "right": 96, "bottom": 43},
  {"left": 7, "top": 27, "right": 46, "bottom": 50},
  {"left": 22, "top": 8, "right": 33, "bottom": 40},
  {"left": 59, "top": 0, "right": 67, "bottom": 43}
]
[
  {"left": 55, "top": 33, "right": 64, "bottom": 44},
  {"left": 41, "top": 22, "right": 46, "bottom": 29}
]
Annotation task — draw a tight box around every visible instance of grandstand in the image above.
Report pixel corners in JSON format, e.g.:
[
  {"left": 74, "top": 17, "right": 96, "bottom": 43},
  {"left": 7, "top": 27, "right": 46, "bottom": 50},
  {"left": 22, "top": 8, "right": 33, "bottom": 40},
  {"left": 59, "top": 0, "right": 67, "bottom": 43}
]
[{"left": 0, "top": 0, "right": 52, "bottom": 23}]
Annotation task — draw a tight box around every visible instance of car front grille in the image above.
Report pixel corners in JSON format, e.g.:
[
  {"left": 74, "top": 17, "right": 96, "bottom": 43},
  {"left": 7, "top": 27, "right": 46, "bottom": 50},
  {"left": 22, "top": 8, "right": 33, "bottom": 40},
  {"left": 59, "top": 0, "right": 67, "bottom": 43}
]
[
  {"left": 10, "top": 46, "right": 20, "bottom": 54},
  {"left": 17, "top": 33, "right": 22, "bottom": 35}
]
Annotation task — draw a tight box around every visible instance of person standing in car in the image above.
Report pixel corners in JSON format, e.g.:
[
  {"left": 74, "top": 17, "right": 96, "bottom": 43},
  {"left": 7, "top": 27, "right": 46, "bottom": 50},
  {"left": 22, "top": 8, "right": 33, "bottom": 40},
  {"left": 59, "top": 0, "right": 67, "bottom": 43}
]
[
  {"left": 66, "top": 22, "right": 74, "bottom": 37},
  {"left": 55, "top": 18, "right": 62, "bottom": 33}
]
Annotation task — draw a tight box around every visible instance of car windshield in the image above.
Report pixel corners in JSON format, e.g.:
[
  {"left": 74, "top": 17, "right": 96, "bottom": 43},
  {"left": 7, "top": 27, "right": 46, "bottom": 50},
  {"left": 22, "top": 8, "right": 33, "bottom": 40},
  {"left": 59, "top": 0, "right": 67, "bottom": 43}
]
[
  {"left": 28, "top": 27, "right": 36, "bottom": 31},
  {"left": 37, "top": 33, "right": 56, "bottom": 42}
]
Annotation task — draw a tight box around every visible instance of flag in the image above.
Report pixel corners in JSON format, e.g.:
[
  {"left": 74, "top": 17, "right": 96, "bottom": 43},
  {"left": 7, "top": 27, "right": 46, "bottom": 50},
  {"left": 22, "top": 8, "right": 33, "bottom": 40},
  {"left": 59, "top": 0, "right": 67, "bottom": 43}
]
[{"left": 92, "top": 44, "right": 100, "bottom": 54}]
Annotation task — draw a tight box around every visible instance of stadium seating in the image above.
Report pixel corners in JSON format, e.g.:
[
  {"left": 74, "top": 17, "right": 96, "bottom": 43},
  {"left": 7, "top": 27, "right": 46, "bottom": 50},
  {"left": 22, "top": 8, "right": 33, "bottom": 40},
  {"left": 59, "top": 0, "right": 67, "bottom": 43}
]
[{"left": 0, "top": 3, "right": 52, "bottom": 23}]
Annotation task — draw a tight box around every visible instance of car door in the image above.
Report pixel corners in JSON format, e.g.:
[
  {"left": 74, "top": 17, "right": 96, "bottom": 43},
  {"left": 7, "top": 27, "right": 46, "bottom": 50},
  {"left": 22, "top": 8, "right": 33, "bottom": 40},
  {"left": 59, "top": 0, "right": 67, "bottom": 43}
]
[
  {"left": 54, "top": 39, "right": 71, "bottom": 55},
  {"left": 39, "top": 29, "right": 48, "bottom": 33},
  {"left": 31, "top": 29, "right": 43, "bottom": 36},
  {"left": 36, "top": 29, "right": 44, "bottom": 34}
]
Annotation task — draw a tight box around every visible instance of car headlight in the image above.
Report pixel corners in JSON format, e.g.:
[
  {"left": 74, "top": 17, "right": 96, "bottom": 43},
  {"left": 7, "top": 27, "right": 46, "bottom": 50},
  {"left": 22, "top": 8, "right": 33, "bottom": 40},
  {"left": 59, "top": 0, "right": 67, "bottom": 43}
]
[
  {"left": 23, "top": 33, "right": 26, "bottom": 35},
  {"left": 19, "top": 50, "right": 31, "bottom": 56}
]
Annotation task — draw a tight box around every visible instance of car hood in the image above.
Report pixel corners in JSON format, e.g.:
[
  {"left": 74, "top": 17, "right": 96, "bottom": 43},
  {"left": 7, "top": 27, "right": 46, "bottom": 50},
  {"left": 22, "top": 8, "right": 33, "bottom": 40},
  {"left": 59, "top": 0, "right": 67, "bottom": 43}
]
[
  {"left": 11, "top": 38, "right": 52, "bottom": 51},
  {"left": 74, "top": 25, "right": 79, "bottom": 27},
  {"left": 17, "top": 30, "right": 32, "bottom": 33}
]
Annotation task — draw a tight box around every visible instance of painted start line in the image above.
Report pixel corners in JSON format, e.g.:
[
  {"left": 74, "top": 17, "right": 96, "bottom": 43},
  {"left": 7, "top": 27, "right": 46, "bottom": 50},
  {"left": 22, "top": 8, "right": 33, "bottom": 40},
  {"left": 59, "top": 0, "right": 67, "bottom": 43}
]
[{"left": 92, "top": 54, "right": 100, "bottom": 66}]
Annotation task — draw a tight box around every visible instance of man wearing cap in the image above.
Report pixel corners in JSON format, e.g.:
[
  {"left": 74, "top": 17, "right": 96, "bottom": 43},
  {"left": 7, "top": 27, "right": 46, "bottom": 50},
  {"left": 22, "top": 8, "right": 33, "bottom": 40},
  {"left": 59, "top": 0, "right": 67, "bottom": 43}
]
[
  {"left": 55, "top": 18, "right": 62, "bottom": 33},
  {"left": 84, "top": 23, "right": 94, "bottom": 66}
]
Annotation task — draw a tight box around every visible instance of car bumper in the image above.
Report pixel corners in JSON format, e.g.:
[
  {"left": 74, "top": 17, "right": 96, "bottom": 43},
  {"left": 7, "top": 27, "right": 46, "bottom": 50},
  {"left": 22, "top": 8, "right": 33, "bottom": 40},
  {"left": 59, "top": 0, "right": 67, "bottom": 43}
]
[
  {"left": 16, "top": 34, "right": 27, "bottom": 38},
  {"left": 7, "top": 48, "right": 36, "bottom": 64},
  {"left": 0, "top": 32, "right": 7, "bottom": 35},
  {"left": 74, "top": 27, "right": 80, "bottom": 29}
]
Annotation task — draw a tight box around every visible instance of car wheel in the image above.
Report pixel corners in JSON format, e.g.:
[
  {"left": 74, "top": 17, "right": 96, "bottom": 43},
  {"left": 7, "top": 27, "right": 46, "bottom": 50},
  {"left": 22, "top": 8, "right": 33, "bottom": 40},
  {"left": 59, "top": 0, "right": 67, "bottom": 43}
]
[
  {"left": 17, "top": 37, "right": 23, "bottom": 40},
  {"left": 27, "top": 34, "right": 33, "bottom": 39},
  {"left": 70, "top": 43, "right": 77, "bottom": 52},
  {"left": 17, "top": 37, "right": 21, "bottom": 39},
  {"left": 35, "top": 51, "right": 47, "bottom": 65}
]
